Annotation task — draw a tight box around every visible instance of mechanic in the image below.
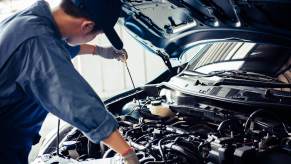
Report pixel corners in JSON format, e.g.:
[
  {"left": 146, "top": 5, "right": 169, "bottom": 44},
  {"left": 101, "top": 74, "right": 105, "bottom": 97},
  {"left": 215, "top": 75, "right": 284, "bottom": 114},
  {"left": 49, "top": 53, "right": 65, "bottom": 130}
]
[{"left": 0, "top": 0, "right": 138, "bottom": 164}]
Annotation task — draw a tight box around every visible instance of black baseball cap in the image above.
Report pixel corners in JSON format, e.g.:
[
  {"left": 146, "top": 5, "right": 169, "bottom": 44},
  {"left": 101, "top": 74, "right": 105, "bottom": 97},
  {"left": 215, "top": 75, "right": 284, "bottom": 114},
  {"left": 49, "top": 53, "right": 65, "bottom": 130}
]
[{"left": 71, "top": 0, "right": 123, "bottom": 50}]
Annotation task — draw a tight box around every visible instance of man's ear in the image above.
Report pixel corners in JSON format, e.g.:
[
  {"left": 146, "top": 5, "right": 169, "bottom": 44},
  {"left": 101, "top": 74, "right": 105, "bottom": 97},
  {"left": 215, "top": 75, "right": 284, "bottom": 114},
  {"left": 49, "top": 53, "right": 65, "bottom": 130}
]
[{"left": 80, "top": 20, "right": 95, "bottom": 34}]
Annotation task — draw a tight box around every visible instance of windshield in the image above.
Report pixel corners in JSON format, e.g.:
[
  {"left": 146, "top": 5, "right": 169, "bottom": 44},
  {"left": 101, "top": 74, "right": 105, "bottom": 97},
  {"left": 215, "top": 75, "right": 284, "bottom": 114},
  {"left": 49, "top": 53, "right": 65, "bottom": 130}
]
[{"left": 186, "top": 41, "right": 291, "bottom": 77}]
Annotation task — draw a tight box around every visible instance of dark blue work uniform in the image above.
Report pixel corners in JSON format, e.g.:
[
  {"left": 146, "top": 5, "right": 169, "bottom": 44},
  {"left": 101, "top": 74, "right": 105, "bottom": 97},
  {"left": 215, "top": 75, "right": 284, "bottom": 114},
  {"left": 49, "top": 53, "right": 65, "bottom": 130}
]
[
  {"left": 0, "top": 1, "right": 118, "bottom": 163},
  {"left": 65, "top": 44, "right": 81, "bottom": 59}
]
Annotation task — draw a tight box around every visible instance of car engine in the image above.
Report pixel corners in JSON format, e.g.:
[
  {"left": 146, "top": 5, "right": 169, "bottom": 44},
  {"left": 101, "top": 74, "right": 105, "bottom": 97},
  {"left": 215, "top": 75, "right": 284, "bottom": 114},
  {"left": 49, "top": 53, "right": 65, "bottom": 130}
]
[{"left": 35, "top": 86, "right": 291, "bottom": 164}]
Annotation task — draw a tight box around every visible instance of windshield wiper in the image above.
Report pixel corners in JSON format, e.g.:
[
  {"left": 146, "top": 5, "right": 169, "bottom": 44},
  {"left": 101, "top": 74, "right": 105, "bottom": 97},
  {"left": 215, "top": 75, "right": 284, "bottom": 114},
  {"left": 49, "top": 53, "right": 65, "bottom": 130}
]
[
  {"left": 213, "top": 78, "right": 291, "bottom": 88},
  {"left": 203, "top": 70, "right": 276, "bottom": 82}
]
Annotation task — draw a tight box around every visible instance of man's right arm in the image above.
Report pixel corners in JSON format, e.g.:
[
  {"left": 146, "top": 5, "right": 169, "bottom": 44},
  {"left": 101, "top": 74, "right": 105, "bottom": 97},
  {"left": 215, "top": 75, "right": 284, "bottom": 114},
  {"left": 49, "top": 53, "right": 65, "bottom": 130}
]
[{"left": 16, "top": 36, "right": 133, "bottom": 156}]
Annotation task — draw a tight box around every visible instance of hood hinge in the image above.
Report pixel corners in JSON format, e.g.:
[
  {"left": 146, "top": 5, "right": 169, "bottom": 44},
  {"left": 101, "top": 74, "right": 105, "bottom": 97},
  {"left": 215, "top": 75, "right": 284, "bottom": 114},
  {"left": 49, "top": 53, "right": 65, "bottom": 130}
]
[{"left": 156, "top": 50, "right": 174, "bottom": 74}]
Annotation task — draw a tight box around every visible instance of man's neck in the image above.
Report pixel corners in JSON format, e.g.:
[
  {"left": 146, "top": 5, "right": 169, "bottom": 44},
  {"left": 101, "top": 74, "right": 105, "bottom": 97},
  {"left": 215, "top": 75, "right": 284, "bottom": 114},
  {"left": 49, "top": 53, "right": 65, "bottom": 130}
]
[
  {"left": 52, "top": 8, "right": 69, "bottom": 38},
  {"left": 50, "top": 3, "right": 82, "bottom": 39}
]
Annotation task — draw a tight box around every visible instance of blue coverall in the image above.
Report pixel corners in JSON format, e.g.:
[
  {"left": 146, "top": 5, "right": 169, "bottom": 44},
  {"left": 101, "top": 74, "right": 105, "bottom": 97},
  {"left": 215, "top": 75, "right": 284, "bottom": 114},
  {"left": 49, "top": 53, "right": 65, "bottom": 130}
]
[{"left": 0, "top": 1, "right": 118, "bottom": 163}]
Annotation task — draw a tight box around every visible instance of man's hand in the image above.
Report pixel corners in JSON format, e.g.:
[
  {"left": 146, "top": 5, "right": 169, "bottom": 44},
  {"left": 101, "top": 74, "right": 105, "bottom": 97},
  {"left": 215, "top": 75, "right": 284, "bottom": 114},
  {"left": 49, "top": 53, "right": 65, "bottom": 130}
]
[
  {"left": 95, "top": 46, "right": 128, "bottom": 62},
  {"left": 122, "top": 151, "right": 139, "bottom": 164},
  {"left": 113, "top": 48, "right": 128, "bottom": 62},
  {"left": 102, "top": 130, "right": 139, "bottom": 164}
]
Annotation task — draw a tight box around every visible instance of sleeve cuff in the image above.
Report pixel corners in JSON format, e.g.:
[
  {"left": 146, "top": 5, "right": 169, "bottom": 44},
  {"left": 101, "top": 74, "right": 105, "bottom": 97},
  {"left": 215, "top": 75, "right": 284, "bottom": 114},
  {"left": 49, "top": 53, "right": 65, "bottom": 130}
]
[
  {"left": 65, "top": 44, "right": 80, "bottom": 59},
  {"left": 83, "top": 112, "right": 119, "bottom": 143}
]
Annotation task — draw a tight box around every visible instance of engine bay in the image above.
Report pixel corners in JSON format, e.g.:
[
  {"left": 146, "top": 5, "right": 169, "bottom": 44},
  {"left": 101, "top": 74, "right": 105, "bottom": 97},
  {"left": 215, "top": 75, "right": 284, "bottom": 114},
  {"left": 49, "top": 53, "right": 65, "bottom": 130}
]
[{"left": 34, "top": 84, "right": 291, "bottom": 164}]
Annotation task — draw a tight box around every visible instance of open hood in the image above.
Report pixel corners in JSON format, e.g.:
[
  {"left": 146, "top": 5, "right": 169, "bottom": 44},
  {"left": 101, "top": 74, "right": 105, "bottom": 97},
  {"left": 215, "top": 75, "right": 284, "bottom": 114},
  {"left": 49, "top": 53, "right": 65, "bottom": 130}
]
[{"left": 121, "top": 0, "right": 291, "bottom": 58}]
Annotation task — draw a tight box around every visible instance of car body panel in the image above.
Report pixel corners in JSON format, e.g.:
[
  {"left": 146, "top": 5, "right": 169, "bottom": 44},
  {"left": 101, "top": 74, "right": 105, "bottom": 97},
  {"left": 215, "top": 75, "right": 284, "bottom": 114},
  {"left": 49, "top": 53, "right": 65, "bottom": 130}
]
[{"left": 121, "top": 0, "right": 291, "bottom": 58}]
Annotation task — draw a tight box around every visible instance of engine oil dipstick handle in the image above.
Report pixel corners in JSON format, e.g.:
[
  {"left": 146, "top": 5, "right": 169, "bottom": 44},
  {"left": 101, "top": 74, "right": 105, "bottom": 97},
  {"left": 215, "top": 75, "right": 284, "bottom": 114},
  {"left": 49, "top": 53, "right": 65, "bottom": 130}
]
[{"left": 124, "top": 61, "right": 142, "bottom": 109}]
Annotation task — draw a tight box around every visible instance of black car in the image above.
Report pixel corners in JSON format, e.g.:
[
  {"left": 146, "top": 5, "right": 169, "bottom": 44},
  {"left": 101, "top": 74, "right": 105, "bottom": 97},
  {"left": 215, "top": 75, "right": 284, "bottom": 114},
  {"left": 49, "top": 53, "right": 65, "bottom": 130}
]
[{"left": 33, "top": 0, "right": 291, "bottom": 164}]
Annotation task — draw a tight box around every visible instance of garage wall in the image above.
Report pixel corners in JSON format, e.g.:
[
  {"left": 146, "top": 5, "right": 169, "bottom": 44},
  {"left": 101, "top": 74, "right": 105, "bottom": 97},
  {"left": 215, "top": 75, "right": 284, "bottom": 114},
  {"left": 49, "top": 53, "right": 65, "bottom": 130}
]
[{"left": 72, "top": 25, "right": 167, "bottom": 98}]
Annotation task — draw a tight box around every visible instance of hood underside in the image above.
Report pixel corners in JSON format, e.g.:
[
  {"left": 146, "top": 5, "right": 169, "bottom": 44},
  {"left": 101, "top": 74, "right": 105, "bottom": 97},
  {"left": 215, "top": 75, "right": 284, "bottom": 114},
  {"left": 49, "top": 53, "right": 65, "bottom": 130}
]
[{"left": 121, "top": 0, "right": 291, "bottom": 58}]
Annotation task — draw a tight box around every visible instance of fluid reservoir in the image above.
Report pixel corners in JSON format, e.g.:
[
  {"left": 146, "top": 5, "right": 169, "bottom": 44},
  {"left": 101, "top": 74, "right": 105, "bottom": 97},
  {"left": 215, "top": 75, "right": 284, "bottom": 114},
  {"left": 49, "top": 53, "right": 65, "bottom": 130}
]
[
  {"left": 148, "top": 100, "right": 174, "bottom": 118},
  {"left": 122, "top": 98, "right": 141, "bottom": 119}
]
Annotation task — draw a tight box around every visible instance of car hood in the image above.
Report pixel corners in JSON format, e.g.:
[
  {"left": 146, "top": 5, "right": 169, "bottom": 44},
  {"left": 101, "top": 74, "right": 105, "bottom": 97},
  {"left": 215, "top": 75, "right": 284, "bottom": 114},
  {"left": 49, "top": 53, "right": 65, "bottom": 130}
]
[{"left": 121, "top": 0, "right": 291, "bottom": 59}]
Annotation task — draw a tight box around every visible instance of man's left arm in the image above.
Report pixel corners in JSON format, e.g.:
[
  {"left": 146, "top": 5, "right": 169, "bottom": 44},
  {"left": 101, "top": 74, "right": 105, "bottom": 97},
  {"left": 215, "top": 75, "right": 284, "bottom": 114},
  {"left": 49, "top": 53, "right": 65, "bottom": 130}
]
[{"left": 65, "top": 43, "right": 128, "bottom": 61}]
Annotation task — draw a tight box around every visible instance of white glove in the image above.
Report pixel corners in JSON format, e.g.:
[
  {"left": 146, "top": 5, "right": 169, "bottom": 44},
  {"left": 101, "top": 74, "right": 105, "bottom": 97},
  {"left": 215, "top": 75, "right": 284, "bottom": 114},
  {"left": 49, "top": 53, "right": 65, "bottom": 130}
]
[
  {"left": 122, "top": 151, "right": 140, "bottom": 164},
  {"left": 96, "top": 46, "right": 128, "bottom": 62}
]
